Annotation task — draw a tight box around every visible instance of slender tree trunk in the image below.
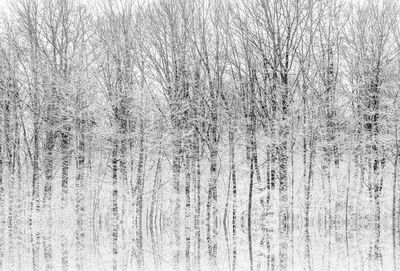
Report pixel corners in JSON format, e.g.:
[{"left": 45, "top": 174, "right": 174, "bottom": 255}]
[
  {"left": 304, "top": 223, "right": 311, "bottom": 271},
  {"left": 0, "top": 110, "right": 3, "bottom": 224},
  {"left": 248, "top": 157, "right": 254, "bottom": 271},
  {"left": 150, "top": 145, "right": 161, "bottom": 229},
  {"left": 14, "top": 102, "right": 22, "bottom": 224},
  {"left": 43, "top": 120, "right": 54, "bottom": 210},
  {"left": 32, "top": 231, "right": 40, "bottom": 271},
  {"left": 120, "top": 117, "right": 128, "bottom": 224},
  {"left": 305, "top": 133, "right": 315, "bottom": 230},
  {"left": 279, "top": 80, "right": 289, "bottom": 271},
  {"left": 248, "top": 72, "right": 257, "bottom": 271},
  {"left": 43, "top": 227, "right": 53, "bottom": 271},
  {"left": 229, "top": 125, "right": 237, "bottom": 271},
  {"left": 393, "top": 121, "right": 398, "bottom": 230},
  {"left": 290, "top": 119, "right": 295, "bottom": 233},
  {"left": 112, "top": 139, "right": 118, "bottom": 271},
  {"left": 61, "top": 127, "right": 70, "bottom": 210},
  {"left": 61, "top": 232, "right": 68, "bottom": 271},
  {"left": 32, "top": 115, "right": 40, "bottom": 214},
  {"left": 30, "top": 14, "right": 40, "bottom": 215},
  {"left": 172, "top": 136, "right": 181, "bottom": 270},
  {"left": 303, "top": 89, "right": 309, "bottom": 229},
  {"left": 345, "top": 157, "right": 351, "bottom": 230},
  {"left": 136, "top": 119, "right": 145, "bottom": 270},
  {"left": 184, "top": 146, "right": 191, "bottom": 271},
  {"left": 4, "top": 98, "right": 14, "bottom": 229},
  {"left": 207, "top": 106, "right": 218, "bottom": 267},
  {"left": 323, "top": 46, "right": 337, "bottom": 227},
  {"left": 193, "top": 132, "right": 201, "bottom": 271},
  {"left": 76, "top": 118, "right": 85, "bottom": 271}
]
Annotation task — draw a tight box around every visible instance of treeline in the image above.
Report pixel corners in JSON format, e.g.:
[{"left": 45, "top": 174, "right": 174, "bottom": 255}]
[{"left": 0, "top": 0, "right": 399, "bottom": 269}]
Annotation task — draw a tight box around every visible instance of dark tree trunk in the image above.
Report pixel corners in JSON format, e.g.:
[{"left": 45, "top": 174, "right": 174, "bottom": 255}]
[
  {"left": 229, "top": 126, "right": 237, "bottom": 271},
  {"left": 4, "top": 98, "right": 15, "bottom": 229},
  {"left": 43, "top": 119, "right": 55, "bottom": 210},
  {"left": 150, "top": 145, "right": 161, "bottom": 229},
  {"left": 184, "top": 147, "right": 191, "bottom": 271},
  {"left": 393, "top": 122, "right": 399, "bottom": 230},
  {"left": 278, "top": 71, "right": 289, "bottom": 271},
  {"left": 248, "top": 157, "right": 254, "bottom": 271},
  {"left": 193, "top": 132, "right": 201, "bottom": 271},
  {"left": 61, "top": 126, "right": 70, "bottom": 210},
  {"left": 32, "top": 116, "right": 40, "bottom": 213},
  {"left": 120, "top": 110, "right": 128, "bottom": 224},
  {"left": 112, "top": 139, "right": 118, "bottom": 271},
  {"left": 0, "top": 106, "right": 3, "bottom": 224},
  {"left": 248, "top": 73, "right": 256, "bottom": 271},
  {"left": 305, "top": 134, "right": 315, "bottom": 230}
]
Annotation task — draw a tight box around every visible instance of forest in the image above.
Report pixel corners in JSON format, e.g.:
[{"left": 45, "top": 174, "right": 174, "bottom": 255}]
[{"left": 0, "top": 0, "right": 399, "bottom": 270}]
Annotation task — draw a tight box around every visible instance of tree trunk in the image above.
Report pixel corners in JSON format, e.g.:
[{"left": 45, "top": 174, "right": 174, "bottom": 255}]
[
  {"left": 32, "top": 115, "right": 40, "bottom": 214},
  {"left": 120, "top": 116, "right": 128, "bottom": 224},
  {"left": 229, "top": 126, "right": 237, "bottom": 271},
  {"left": 0, "top": 108, "right": 3, "bottom": 224},
  {"left": 61, "top": 127, "right": 70, "bottom": 210},
  {"left": 136, "top": 120, "right": 145, "bottom": 270},
  {"left": 193, "top": 132, "right": 201, "bottom": 271},
  {"left": 184, "top": 147, "right": 191, "bottom": 271},
  {"left": 305, "top": 134, "right": 315, "bottom": 230},
  {"left": 43, "top": 118, "right": 55, "bottom": 210},
  {"left": 4, "top": 98, "right": 14, "bottom": 229},
  {"left": 172, "top": 136, "right": 181, "bottom": 269},
  {"left": 150, "top": 145, "right": 161, "bottom": 229},
  {"left": 76, "top": 118, "right": 85, "bottom": 270},
  {"left": 207, "top": 107, "right": 218, "bottom": 267},
  {"left": 112, "top": 139, "right": 118, "bottom": 271},
  {"left": 248, "top": 156, "right": 254, "bottom": 271},
  {"left": 279, "top": 77, "right": 289, "bottom": 271},
  {"left": 393, "top": 121, "right": 398, "bottom": 230}
]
